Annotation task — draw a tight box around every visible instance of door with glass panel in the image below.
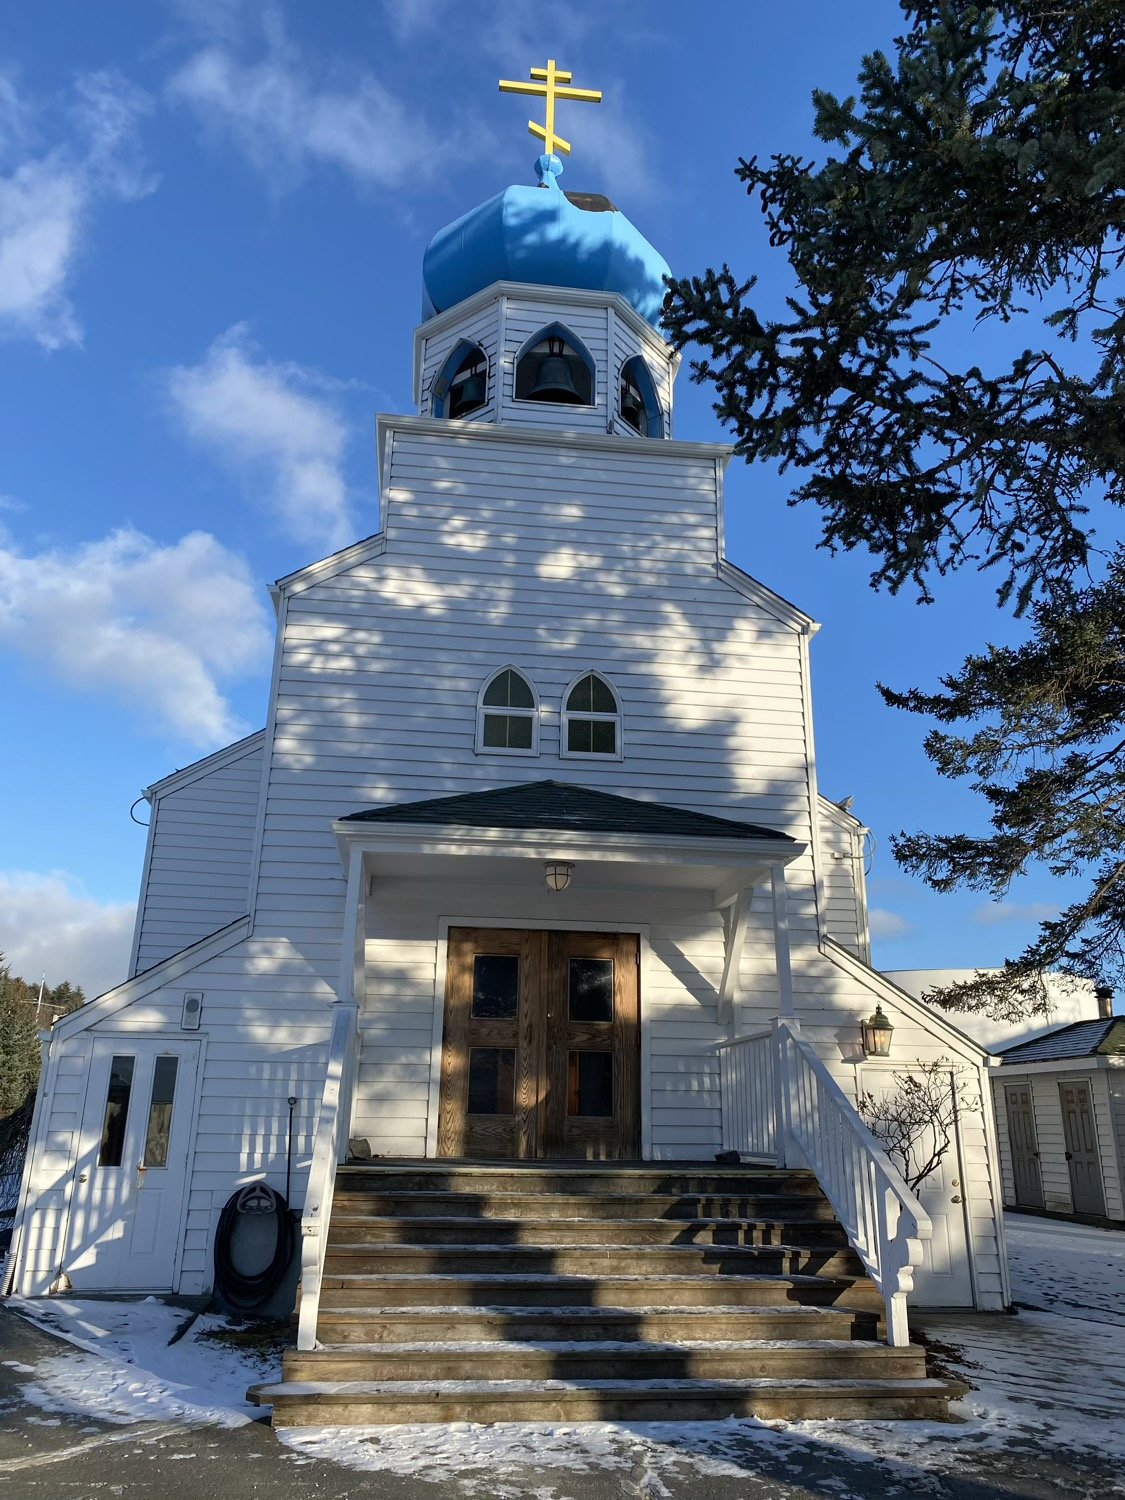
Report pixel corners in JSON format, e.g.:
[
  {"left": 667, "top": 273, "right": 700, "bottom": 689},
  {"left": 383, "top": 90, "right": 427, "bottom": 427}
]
[
  {"left": 437, "top": 928, "right": 640, "bottom": 1160},
  {"left": 65, "top": 1038, "right": 199, "bottom": 1289}
]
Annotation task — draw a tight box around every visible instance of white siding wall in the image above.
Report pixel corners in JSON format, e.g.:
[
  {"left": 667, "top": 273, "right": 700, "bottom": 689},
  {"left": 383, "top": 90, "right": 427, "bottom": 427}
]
[
  {"left": 816, "top": 799, "right": 869, "bottom": 960},
  {"left": 14, "top": 931, "right": 335, "bottom": 1296},
  {"left": 133, "top": 738, "right": 264, "bottom": 975}
]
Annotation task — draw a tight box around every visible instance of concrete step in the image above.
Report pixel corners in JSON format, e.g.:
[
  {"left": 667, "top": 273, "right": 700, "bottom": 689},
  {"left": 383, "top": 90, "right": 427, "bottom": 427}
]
[
  {"left": 316, "top": 1270, "right": 883, "bottom": 1311},
  {"left": 331, "top": 1189, "right": 840, "bottom": 1221},
  {"left": 251, "top": 1375, "right": 959, "bottom": 1426},
  {"left": 333, "top": 1164, "right": 821, "bottom": 1197},
  {"left": 326, "top": 1215, "right": 848, "bottom": 1249},
  {"left": 283, "top": 1338, "right": 925, "bottom": 1384},
  {"left": 321, "top": 1241, "right": 865, "bottom": 1279},
  {"left": 313, "top": 1302, "right": 882, "bottom": 1344}
]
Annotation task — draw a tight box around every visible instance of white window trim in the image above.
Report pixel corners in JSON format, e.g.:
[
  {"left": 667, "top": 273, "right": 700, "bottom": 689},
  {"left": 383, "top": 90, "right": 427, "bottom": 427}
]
[
  {"left": 475, "top": 666, "right": 541, "bottom": 757},
  {"left": 560, "top": 670, "right": 624, "bottom": 761}
]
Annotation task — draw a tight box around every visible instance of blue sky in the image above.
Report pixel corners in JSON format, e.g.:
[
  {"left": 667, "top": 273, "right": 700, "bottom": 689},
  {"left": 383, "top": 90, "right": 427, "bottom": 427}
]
[{"left": 0, "top": 0, "right": 1081, "bottom": 995}]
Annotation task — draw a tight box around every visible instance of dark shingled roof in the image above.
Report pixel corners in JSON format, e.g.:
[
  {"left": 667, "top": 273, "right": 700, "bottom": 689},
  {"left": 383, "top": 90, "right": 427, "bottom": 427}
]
[
  {"left": 340, "top": 780, "right": 791, "bottom": 844},
  {"left": 998, "top": 1016, "right": 1125, "bottom": 1064}
]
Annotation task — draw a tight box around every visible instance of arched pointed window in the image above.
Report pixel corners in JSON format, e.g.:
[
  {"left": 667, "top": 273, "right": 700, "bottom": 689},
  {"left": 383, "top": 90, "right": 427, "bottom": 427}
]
[
  {"left": 515, "top": 324, "right": 595, "bottom": 407},
  {"left": 477, "top": 667, "right": 539, "bottom": 754},
  {"left": 562, "top": 672, "right": 622, "bottom": 758},
  {"left": 619, "top": 355, "right": 663, "bottom": 438},
  {"left": 432, "top": 341, "right": 489, "bottom": 420}
]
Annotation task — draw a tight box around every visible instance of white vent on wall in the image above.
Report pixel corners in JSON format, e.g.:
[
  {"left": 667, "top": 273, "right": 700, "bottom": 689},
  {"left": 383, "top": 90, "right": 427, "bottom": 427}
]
[{"left": 181, "top": 991, "right": 203, "bottom": 1030}]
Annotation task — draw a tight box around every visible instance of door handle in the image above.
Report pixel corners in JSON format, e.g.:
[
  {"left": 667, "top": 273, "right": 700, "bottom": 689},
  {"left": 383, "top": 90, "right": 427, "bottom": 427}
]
[
  {"left": 951, "top": 1195, "right": 963, "bottom": 1204},
  {"left": 77, "top": 1173, "right": 87, "bottom": 1183}
]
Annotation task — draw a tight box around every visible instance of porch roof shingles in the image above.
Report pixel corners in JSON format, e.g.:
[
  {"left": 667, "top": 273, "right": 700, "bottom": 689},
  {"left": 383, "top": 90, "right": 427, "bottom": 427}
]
[
  {"left": 340, "top": 780, "right": 792, "bottom": 843},
  {"left": 998, "top": 1016, "right": 1125, "bottom": 1064}
]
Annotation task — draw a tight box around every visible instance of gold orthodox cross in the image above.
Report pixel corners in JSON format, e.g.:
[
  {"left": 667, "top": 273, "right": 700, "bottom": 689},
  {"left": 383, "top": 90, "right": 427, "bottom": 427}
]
[{"left": 498, "top": 59, "right": 603, "bottom": 158}]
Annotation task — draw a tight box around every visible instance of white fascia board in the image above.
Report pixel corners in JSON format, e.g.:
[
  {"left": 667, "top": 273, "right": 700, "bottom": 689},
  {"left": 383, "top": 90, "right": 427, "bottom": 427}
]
[
  {"left": 274, "top": 533, "right": 388, "bottom": 601},
  {"left": 332, "top": 817, "right": 803, "bottom": 872},
  {"left": 416, "top": 279, "right": 679, "bottom": 369},
  {"left": 142, "top": 730, "right": 267, "bottom": 803},
  {"left": 718, "top": 559, "right": 819, "bottom": 636},
  {"left": 378, "top": 411, "right": 733, "bottom": 467},
  {"left": 50, "top": 916, "right": 251, "bottom": 1042},
  {"left": 822, "top": 935, "right": 991, "bottom": 1065},
  {"left": 995, "top": 1056, "right": 1110, "bottom": 1076}
]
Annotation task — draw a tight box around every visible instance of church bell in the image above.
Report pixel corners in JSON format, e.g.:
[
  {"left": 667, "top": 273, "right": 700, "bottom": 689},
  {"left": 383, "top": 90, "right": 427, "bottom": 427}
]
[{"left": 529, "top": 337, "right": 581, "bottom": 403}]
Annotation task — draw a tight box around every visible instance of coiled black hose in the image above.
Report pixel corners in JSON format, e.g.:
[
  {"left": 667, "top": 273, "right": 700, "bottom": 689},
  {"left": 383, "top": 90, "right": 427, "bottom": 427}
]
[{"left": 212, "top": 1184, "right": 295, "bottom": 1309}]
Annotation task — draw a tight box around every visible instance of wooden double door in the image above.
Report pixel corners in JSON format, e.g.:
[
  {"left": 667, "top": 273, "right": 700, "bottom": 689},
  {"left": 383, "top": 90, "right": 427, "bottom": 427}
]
[{"left": 437, "top": 927, "right": 640, "bottom": 1160}]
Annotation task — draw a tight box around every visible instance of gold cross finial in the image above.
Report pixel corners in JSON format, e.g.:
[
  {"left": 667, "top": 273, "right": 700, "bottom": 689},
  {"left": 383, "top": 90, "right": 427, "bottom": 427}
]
[{"left": 499, "top": 59, "right": 603, "bottom": 159}]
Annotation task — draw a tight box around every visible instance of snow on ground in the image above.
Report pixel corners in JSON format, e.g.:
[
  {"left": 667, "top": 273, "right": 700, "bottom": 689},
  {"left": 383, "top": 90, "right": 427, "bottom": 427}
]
[
  {"left": 4, "top": 1214, "right": 1124, "bottom": 1496},
  {"left": 4, "top": 1295, "right": 276, "bottom": 1429}
]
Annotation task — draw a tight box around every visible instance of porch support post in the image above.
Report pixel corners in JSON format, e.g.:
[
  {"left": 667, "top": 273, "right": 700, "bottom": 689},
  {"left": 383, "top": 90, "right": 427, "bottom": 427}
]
[
  {"left": 717, "top": 886, "right": 752, "bottom": 1028},
  {"left": 771, "top": 864, "right": 795, "bottom": 1020},
  {"left": 333, "top": 846, "right": 364, "bottom": 1161}
]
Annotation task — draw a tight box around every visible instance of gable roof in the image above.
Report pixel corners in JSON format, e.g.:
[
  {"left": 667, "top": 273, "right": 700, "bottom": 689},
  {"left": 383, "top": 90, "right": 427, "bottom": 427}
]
[
  {"left": 340, "top": 780, "right": 792, "bottom": 844},
  {"left": 998, "top": 1016, "right": 1125, "bottom": 1064}
]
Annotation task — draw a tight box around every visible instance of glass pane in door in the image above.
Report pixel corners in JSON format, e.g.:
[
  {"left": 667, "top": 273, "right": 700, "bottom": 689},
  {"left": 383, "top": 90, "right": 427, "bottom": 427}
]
[
  {"left": 471, "top": 955, "right": 520, "bottom": 1018},
  {"left": 467, "top": 1047, "right": 516, "bottom": 1114},
  {"left": 142, "top": 1055, "right": 180, "bottom": 1168},
  {"left": 568, "top": 1051, "right": 614, "bottom": 1117},
  {"left": 98, "top": 1056, "right": 135, "bottom": 1166},
  {"left": 568, "top": 958, "right": 614, "bottom": 1022}
]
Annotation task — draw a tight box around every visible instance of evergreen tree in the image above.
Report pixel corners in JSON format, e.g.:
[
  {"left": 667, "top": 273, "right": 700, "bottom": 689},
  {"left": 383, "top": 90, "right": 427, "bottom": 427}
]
[
  {"left": 0, "top": 956, "right": 85, "bottom": 1116},
  {"left": 665, "top": 1, "right": 1125, "bottom": 1015}
]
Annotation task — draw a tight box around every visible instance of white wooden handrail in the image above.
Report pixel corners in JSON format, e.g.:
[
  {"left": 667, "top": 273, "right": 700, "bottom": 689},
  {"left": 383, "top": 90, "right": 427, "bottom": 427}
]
[
  {"left": 296, "top": 1002, "right": 357, "bottom": 1351},
  {"left": 718, "top": 1019, "right": 931, "bottom": 1347}
]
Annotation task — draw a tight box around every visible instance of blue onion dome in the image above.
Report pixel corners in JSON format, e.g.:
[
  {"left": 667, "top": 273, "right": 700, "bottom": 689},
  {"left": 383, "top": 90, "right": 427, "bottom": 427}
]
[{"left": 422, "top": 154, "right": 671, "bottom": 328}]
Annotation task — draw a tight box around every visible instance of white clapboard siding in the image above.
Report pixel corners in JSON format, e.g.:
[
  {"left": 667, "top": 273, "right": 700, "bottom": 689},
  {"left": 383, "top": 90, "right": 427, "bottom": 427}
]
[
  {"left": 131, "top": 734, "right": 264, "bottom": 977},
  {"left": 816, "top": 797, "right": 870, "bottom": 961}
]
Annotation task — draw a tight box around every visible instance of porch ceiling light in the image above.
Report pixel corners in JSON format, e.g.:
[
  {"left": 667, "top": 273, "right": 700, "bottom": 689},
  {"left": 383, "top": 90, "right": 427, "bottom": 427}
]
[
  {"left": 861, "top": 1004, "right": 894, "bottom": 1058},
  {"left": 544, "top": 861, "right": 574, "bottom": 893}
]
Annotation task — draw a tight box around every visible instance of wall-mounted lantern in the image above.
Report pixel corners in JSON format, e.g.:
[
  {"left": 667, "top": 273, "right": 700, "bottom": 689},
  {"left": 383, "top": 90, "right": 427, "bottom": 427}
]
[
  {"left": 544, "top": 861, "right": 574, "bottom": 893},
  {"left": 861, "top": 1004, "right": 894, "bottom": 1058}
]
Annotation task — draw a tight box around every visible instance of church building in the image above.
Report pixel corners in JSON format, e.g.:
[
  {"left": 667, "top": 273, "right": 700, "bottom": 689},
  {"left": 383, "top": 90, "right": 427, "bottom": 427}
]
[{"left": 7, "top": 67, "right": 1011, "bottom": 1423}]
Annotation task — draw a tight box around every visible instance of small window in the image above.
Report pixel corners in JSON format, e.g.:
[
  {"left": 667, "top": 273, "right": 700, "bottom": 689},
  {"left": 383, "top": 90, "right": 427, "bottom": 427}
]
[
  {"left": 477, "top": 667, "right": 539, "bottom": 755},
  {"left": 562, "top": 672, "right": 621, "bottom": 758},
  {"left": 619, "top": 356, "right": 663, "bottom": 437},
  {"left": 142, "top": 1055, "right": 179, "bottom": 1169},
  {"left": 432, "top": 341, "right": 488, "bottom": 419},
  {"left": 515, "top": 325, "right": 594, "bottom": 406},
  {"left": 98, "top": 1055, "right": 135, "bottom": 1167}
]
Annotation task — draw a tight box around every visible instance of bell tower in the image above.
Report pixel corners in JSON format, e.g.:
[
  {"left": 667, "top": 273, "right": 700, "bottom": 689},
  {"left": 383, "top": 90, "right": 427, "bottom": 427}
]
[{"left": 412, "top": 62, "right": 679, "bottom": 440}]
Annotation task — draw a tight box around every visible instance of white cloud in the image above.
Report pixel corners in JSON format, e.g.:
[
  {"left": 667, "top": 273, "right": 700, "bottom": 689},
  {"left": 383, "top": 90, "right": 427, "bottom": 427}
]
[
  {"left": 168, "top": 325, "right": 355, "bottom": 551},
  {"left": 869, "top": 907, "right": 911, "bottom": 939},
  {"left": 0, "top": 871, "right": 134, "bottom": 1000},
  {"left": 0, "top": 69, "right": 153, "bottom": 350},
  {"left": 0, "top": 526, "right": 271, "bottom": 747},
  {"left": 973, "top": 901, "right": 1060, "bottom": 926},
  {"left": 167, "top": 40, "right": 438, "bottom": 192}
]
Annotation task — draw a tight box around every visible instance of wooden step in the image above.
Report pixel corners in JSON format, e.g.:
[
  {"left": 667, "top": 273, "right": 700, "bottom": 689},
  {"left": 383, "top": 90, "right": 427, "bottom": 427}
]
[
  {"left": 312, "top": 1302, "right": 881, "bottom": 1344},
  {"left": 321, "top": 1241, "right": 865, "bottom": 1278},
  {"left": 251, "top": 1375, "right": 958, "bottom": 1426},
  {"left": 333, "top": 1165, "right": 822, "bottom": 1197},
  {"left": 326, "top": 1215, "right": 848, "bottom": 1248},
  {"left": 317, "top": 1270, "right": 883, "bottom": 1311},
  {"left": 330, "top": 1190, "right": 838, "bottom": 1221},
  {"left": 283, "top": 1339, "right": 925, "bottom": 1384}
]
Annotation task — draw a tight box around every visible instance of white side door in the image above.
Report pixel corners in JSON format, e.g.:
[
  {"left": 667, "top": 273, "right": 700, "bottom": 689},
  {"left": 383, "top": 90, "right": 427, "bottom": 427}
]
[
  {"left": 65, "top": 1038, "right": 199, "bottom": 1291},
  {"left": 855, "top": 1062, "right": 974, "bottom": 1307}
]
